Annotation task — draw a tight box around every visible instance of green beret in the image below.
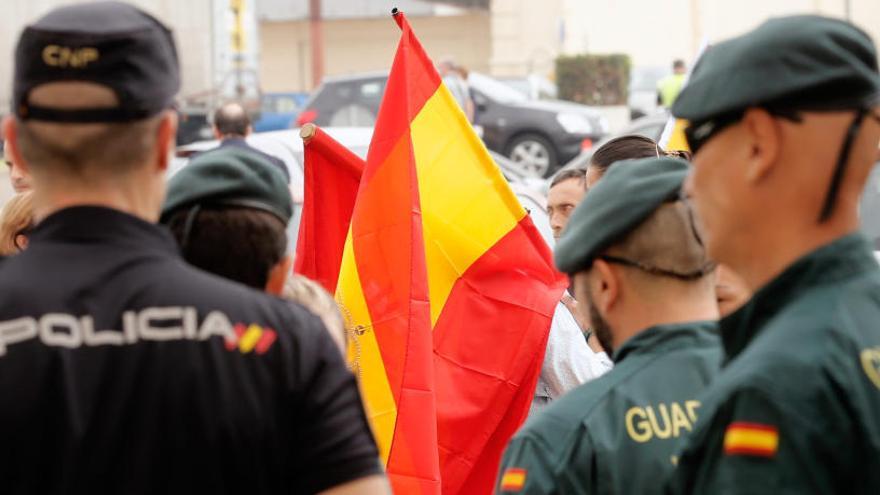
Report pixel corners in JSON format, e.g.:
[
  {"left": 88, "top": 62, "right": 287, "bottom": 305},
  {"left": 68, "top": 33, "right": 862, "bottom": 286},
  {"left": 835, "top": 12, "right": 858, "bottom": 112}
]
[
  {"left": 674, "top": 15, "right": 880, "bottom": 122},
  {"left": 161, "top": 146, "right": 292, "bottom": 224},
  {"left": 554, "top": 157, "right": 688, "bottom": 274}
]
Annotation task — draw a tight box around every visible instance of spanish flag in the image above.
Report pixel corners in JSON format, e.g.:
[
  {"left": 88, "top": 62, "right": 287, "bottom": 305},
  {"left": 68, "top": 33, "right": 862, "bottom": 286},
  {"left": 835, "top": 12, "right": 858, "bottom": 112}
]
[
  {"left": 499, "top": 468, "right": 527, "bottom": 492},
  {"left": 294, "top": 123, "right": 365, "bottom": 294},
  {"left": 336, "top": 9, "right": 566, "bottom": 494},
  {"left": 723, "top": 422, "right": 779, "bottom": 457}
]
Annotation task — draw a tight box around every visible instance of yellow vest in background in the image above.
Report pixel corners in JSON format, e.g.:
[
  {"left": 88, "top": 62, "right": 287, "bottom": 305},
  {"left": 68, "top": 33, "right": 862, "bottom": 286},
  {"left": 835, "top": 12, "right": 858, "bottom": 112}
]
[{"left": 658, "top": 73, "right": 686, "bottom": 107}]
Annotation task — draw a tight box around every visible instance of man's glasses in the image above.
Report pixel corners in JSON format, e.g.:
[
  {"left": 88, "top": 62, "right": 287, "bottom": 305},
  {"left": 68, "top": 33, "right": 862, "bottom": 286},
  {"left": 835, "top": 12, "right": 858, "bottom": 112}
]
[
  {"left": 684, "top": 111, "right": 745, "bottom": 155},
  {"left": 684, "top": 105, "right": 880, "bottom": 222},
  {"left": 683, "top": 108, "right": 807, "bottom": 155}
]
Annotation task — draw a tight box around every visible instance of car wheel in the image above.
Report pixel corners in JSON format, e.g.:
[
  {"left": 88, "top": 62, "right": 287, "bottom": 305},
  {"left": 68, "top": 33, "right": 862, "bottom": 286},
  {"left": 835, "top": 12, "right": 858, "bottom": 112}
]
[{"left": 505, "top": 134, "right": 558, "bottom": 179}]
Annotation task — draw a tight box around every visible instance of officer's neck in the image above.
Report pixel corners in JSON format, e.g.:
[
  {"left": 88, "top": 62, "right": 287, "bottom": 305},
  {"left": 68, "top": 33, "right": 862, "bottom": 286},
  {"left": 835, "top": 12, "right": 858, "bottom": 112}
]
[
  {"left": 33, "top": 173, "right": 163, "bottom": 224},
  {"left": 610, "top": 285, "right": 719, "bottom": 351},
  {"left": 734, "top": 205, "right": 860, "bottom": 293}
]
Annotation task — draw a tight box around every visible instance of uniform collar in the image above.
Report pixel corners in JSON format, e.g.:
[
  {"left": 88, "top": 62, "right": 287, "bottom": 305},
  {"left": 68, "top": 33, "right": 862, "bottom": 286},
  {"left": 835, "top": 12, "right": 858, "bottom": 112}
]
[
  {"left": 612, "top": 320, "right": 717, "bottom": 363},
  {"left": 720, "top": 233, "right": 877, "bottom": 361},
  {"left": 30, "top": 206, "right": 180, "bottom": 255},
  {"left": 220, "top": 137, "right": 247, "bottom": 146}
]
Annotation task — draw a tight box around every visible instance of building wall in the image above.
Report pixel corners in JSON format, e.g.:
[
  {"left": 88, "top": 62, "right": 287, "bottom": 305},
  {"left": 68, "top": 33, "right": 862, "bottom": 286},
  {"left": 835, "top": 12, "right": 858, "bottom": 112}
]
[
  {"left": 260, "top": 13, "right": 492, "bottom": 92},
  {"left": 557, "top": 0, "right": 880, "bottom": 72},
  {"left": 560, "top": 0, "right": 694, "bottom": 69},
  {"left": 489, "top": 0, "right": 564, "bottom": 78},
  {"left": 0, "top": 0, "right": 215, "bottom": 112}
]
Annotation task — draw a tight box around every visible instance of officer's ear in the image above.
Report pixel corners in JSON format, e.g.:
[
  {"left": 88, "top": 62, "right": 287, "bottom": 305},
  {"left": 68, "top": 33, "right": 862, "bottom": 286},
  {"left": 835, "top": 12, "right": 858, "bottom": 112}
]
[
  {"left": 265, "top": 254, "right": 293, "bottom": 296},
  {"left": 741, "top": 107, "right": 780, "bottom": 184},
  {"left": 590, "top": 259, "right": 620, "bottom": 314},
  {"left": 2, "top": 116, "right": 30, "bottom": 178},
  {"left": 155, "top": 110, "right": 178, "bottom": 173}
]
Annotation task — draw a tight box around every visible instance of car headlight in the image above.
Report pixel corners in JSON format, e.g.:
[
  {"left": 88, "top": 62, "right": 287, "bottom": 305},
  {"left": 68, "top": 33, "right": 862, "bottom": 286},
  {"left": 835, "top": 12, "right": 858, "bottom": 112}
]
[{"left": 556, "top": 113, "right": 594, "bottom": 134}]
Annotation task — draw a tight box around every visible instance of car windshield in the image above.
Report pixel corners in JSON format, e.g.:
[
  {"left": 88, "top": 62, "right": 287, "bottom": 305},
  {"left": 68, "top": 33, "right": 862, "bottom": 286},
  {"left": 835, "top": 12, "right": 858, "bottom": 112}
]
[{"left": 468, "top": 73, "right": 528, "bottom": 104}]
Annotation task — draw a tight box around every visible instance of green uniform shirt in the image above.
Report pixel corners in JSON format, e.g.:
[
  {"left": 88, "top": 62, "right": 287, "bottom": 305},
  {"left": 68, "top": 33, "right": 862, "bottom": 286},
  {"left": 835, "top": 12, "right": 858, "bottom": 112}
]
[
  {"left": 667, "top": 234, "right": 880, "bottom": 494},
  {"left": 496, "top": 321, "right": 721, "bottom": 494}
]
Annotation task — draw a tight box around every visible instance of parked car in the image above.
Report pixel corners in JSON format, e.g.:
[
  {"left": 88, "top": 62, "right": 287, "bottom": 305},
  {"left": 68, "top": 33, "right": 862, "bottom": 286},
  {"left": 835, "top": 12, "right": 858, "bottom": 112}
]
[
  {"left": 295, "top": 72, "right": 387, "bottom": 128},
  {"left": 498, "top": 74, "right": 558, "bottom": 100},
  {"left": 468, "top": 72, "right": 607, "bottom": 178},
  {"left": 252, "top": 92, "right": 309, "bottom": 132},
  {"left": 297, "top": 72, "right": 608, "bottom": 179}
]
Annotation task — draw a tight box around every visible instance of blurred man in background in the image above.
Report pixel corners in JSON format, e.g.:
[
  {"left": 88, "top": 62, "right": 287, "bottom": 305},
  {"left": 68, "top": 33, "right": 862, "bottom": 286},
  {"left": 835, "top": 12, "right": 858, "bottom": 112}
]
[
  {"left": 161, "top": 148, "right": 348, "bottom": 355},
  {"left": 657, "top": 59, "right": 687, "bottom": 109},
  {"left": 207, "top": 101, "right": 290, "bottom": 182},
  {"left": 439, "top": 57, "right": 475, "bottom": 122}
]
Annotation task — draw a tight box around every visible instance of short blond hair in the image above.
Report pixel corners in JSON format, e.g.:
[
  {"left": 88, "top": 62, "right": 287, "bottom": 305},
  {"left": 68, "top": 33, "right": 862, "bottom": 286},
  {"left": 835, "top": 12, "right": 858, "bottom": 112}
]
[
  {"left": 282, "top": 275, "right": 346, "bottom": 355},
  {"left": 608, "top": 201, "right": 714, "bottom": 282},
  {"left": 0, "top": 191, "right": 35, "bottom": 255}
]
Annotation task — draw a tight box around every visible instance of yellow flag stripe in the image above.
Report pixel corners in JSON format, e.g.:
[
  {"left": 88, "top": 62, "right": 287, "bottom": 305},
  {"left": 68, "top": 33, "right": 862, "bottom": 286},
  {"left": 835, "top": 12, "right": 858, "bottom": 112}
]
[
  {"left": 238, "top": 324, "right": 263, "bottom": 353},
  {"left": 336, "top": 229, "right": 397, "bottom": 464},
  {"left": 410, "top": 85, "right": 526, "bottom": 326}
]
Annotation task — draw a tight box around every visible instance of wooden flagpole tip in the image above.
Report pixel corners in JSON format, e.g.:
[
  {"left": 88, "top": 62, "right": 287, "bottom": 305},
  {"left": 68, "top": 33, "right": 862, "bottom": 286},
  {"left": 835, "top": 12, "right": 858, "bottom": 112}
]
[{"left": 300, "top": 123, "right": 317, "bottom": 141}]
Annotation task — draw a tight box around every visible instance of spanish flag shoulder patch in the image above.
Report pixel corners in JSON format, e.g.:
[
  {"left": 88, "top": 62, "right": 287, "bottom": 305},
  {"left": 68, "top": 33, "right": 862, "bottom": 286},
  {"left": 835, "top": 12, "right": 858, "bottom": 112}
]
[
  {"left": 500, "top": 467, "right": 527, "bottom": 491},
  {"left": 723, "top": 421, "right": 779, "bottom": 457}
]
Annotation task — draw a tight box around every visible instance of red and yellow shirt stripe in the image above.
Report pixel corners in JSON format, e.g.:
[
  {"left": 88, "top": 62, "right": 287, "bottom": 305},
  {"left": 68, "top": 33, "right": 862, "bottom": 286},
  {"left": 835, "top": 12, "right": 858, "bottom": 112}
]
[
  {"left": 500, "top": 468, "right": 527, "bottom": 491},
  {"left": 723, "top": 422, "right": 779, "bottom": 457}
]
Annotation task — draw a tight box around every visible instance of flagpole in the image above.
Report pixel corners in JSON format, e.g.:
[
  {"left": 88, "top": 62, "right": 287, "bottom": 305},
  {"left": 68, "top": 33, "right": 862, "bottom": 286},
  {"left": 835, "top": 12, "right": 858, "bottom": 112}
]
[{"left": 300, "top": 122, "right": 317, "bottom": 144}]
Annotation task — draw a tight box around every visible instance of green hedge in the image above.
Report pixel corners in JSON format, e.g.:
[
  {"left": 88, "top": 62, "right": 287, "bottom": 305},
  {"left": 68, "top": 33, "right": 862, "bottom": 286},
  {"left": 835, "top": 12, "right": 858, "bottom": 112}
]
[{"left": 556, "top": 54, "right": 631, "bottom": 106}]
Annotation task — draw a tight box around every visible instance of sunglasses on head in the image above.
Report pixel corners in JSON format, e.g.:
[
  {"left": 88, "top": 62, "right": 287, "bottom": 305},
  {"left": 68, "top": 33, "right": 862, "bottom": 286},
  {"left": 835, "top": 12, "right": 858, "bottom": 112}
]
[
  {"left": 684, "top": 107, "right": 806, "bottom": 155},
  {"left": 685, "top": 105, "right": 880, "bottom": 155}
]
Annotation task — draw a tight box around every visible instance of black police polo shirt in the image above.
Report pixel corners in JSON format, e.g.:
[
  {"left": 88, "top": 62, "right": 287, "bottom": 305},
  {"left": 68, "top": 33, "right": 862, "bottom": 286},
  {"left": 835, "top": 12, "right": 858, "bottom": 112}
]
[{"left": 0, "top": 207, "right": 381, "bottom": 494}]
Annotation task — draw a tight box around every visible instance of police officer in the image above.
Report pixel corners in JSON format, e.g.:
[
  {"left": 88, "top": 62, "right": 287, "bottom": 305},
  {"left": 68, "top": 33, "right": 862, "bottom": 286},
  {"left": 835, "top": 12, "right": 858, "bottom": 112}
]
[
  {"left": 495, "top": 157, "right": 721, "bottom": 494},
  {"left": 666, "top": 15, "right": 880, "bottom": 494},
  {"left": 0, "top": 3, "right": 387, "bottom": 494},
  {"left": 160, "top": 149, "right": 347, "bottom": 354}
]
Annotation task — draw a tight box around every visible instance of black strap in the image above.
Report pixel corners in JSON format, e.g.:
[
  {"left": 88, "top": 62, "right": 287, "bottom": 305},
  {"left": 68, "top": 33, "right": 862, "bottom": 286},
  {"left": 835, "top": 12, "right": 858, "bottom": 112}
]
[
  {"left": 819, "top": 108, "right": 868, "bottom": 222},
  {"left": 18, "top": 104, "right": 157, "bottom": 123},
  {"left": 596, "top": 254, "right": 716, "bottom": 281}
]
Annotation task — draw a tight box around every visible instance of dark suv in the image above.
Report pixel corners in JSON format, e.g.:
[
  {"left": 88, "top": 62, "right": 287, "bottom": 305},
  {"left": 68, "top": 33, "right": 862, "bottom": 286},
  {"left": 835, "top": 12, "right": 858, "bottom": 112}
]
[{"left": 298, "top": 72, "right": 608, "bottom": 177}]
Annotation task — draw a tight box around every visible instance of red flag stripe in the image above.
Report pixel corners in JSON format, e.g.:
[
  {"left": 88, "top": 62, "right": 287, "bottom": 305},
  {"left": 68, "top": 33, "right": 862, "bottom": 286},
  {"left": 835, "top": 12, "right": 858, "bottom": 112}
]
[{"left": 432, "top": 215, "right": 564, "bottom": 493}]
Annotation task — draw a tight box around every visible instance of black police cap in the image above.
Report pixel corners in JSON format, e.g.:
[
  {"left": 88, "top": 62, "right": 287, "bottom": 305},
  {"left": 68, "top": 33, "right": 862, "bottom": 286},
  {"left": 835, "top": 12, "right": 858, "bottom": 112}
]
[{"left": 14, "top": 1, "right": 180, "bottom": 123}]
